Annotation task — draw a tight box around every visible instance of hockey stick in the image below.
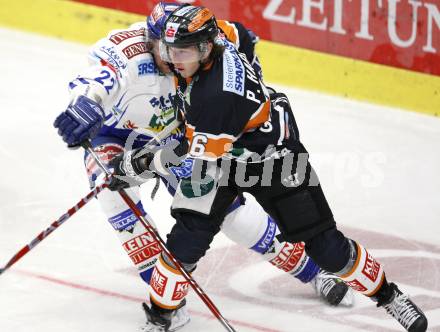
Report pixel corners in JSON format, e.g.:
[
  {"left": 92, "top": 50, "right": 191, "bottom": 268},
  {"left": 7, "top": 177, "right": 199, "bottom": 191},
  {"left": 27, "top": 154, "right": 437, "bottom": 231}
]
[
  {"left": 83, "top": 131, "right": 237, "bottom": 332},
  {"left": 0, "top": 181, "right": 108, "bottom": 276},
  {"left": 0, "top": 120, "right": 180, "bottom": 276}
]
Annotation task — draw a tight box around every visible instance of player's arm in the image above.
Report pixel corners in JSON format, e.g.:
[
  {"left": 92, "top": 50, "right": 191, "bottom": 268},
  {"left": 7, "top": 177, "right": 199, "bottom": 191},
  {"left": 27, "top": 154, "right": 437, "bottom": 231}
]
[
  {"left": 106, "top": 90, "right": 268, "bottom": 191},
  {"left": 107, "top": 138, "right": 188, "bottom": 191},
  {"left": 218, "top": 20, "right": 263, "bottom": 79},
  {"left": 186, "top": 51, "right": 270, "bottom": 161},
  {"left": 53, "top": 37, "right": 126, "bottom": 147}
]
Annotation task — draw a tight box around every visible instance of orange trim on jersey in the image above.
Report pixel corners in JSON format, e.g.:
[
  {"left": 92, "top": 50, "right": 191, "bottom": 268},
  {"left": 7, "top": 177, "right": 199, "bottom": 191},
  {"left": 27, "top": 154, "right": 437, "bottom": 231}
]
[
  {"left": 185, "top": 126, "right": 195, "bottom": 144},
  {"left": 186, "top": 129, "right": 233, "bottom": 158},
  {"left": 244, "top": 100, "right": 271, "bottom": 132},
  {"left": 150, "top": 294, "right": 180, "bottom": 310},
  {"left": 366, "top": 271, "right": 386, "bottom": 297},
  {"left": 340, "top": 242, "right": 362, "bottom": 279},
  {"left": 203, "top": 137, "right": 233, "bottom": 157},
  {"left": 217, "top": 20, "right": 238, "bottom": 46},
  {"left": 159, "top": 255, "right": 182, "bottom": 275}
]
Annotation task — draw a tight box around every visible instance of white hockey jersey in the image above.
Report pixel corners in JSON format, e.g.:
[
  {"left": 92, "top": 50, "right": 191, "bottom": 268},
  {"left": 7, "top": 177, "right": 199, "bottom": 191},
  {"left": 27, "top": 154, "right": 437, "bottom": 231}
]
[{"left": 68, "top": 22, "right": 177, "bottom": 145}]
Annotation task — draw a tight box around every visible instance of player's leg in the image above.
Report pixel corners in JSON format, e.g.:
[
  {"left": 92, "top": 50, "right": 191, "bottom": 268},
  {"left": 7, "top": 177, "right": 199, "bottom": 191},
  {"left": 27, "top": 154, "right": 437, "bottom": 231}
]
[
  {"left": 84, "top": 136, "right": 163, "bottom": 282},
  {"left": 142, "top": 177, "right": 238, "bottom": 330},
  {"left": 306, "top": 229, "right": 427, "bottom": 332},
  {"left": 143, "top": 211, "right": 223, "bottom": 331},
  {"left": 247, "top": 158, "right": 427, "bottom": 332},
  {"left": 221, "top": 195, "right": 353, "bottom": 306},
  {"left": 85, "top": 136, "right": 191, "bottom": 331},
  {"left": 250, "top": 91, "right": 427, "bottom": 331}
]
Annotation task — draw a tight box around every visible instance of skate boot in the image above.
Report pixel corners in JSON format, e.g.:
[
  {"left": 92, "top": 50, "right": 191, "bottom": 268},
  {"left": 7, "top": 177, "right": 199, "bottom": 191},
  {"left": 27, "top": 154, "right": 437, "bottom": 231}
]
[
  {"left": 141, "top": 299, "right": 190, "bottom": 332},
  {"left": 377, "top": 283, "right": 427, "bottom": 332},
  {"left": 311, "top": 269, "right": 354, "bottom": 306}
]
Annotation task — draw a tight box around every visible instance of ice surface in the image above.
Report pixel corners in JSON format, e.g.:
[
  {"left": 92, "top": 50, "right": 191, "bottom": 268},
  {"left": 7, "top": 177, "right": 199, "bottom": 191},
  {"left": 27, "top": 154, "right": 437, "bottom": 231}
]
[{"left": 0, "top": 27, "right": 439, "bottom": 332}]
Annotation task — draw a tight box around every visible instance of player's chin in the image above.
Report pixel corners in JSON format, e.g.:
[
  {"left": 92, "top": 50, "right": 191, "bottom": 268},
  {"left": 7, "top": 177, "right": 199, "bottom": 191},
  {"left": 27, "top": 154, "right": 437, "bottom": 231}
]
[{"left": 176, "top": 69, "right": 189, "bottom": 78}]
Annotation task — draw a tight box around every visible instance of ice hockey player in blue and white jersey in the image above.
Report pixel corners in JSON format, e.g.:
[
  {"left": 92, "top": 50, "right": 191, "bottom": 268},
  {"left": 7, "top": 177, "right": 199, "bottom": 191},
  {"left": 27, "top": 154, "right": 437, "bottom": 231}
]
[{"left": 54, "top": 2, "right": 353, "bottom": 331}]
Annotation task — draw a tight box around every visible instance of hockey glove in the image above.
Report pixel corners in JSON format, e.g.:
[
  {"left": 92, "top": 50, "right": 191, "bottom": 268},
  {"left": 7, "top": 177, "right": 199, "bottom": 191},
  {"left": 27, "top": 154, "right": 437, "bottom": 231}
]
[
  {"left": 54, "top": 95, "right": 105, "bottom": 148},
  {"left": 108, "top": 149, "right": 156, "bottom": 191}
]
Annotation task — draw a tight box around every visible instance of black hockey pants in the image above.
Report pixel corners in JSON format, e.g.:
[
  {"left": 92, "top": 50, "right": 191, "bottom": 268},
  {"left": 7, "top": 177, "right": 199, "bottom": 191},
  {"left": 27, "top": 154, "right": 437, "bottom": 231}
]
[{"left": 167, "top": 149, "right": 352, "bottom": 273}]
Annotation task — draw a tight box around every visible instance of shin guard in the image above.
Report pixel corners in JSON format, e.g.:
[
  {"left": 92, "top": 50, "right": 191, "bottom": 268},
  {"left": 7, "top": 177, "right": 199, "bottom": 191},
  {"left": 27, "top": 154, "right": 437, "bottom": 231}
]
[
  {"left": 84, "top": 139, "right": 163, "bottom": 283},
  {"left": 149, "top": 255, "right": 190, "bottom": 310},
  {"left": 98, "top": 188, "right": 162, "bottom": 283},
  {"left": 338, "top": 241, "right": 385, "bottom": 296}
]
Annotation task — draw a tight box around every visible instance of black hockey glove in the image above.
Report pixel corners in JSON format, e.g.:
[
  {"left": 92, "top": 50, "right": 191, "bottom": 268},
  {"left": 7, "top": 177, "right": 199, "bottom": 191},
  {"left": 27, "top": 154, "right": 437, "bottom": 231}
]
[{"left": 108, "top": 149, "right": 156, "bottom": 191}]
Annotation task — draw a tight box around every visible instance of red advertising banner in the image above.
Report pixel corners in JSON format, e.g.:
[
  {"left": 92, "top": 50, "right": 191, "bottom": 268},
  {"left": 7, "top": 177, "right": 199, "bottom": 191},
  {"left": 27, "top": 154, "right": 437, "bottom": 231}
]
[{"left": 74, "top": 0, "right": 440, "bottom": 76}]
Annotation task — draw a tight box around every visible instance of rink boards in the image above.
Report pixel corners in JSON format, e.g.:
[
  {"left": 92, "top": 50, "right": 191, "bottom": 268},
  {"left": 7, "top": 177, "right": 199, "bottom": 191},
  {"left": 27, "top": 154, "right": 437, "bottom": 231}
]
[{"left": 0, "top": 0, "right": 439, "bottom": 116}]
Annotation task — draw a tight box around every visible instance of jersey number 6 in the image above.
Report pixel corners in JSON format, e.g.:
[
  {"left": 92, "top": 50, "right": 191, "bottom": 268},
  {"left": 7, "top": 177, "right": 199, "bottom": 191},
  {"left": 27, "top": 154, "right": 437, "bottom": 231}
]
[{"left": 190, "top": 134, "right": 208, "bottom": 157}]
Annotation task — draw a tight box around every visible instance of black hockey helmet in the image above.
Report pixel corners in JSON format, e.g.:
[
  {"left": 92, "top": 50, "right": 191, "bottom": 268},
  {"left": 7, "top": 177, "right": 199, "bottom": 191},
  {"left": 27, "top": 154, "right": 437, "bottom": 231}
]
[{"left": 160, "top": 5, "right": 219, "bottom": 46}]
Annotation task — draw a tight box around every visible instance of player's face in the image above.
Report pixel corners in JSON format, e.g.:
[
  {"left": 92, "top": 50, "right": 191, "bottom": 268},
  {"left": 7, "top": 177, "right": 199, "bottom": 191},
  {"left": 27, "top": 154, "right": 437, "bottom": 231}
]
[
  {"left": 172, "top": 60, "right": 201, "bottom": 78},
  {"left": 151, "top": 39, "right": 172, "bottom": 74},
  {"left": 167, "top": 46, "right": 202, "bottom": 78},
  {"left": 159, "top": 42, "right": 212, "bottom": 78}
]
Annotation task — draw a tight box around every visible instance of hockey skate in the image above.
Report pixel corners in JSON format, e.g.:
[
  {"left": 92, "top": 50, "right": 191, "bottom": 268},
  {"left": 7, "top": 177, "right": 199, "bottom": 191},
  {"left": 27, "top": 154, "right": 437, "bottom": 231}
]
[
  {"left": 378, "top": 283, "right": 427, "bottom": 332},
  {"left": 311, "top": 269, "right": 354, "bottom": 306},
  {"left": 140, "top": 300, "right": 190, "bottom": 332}
]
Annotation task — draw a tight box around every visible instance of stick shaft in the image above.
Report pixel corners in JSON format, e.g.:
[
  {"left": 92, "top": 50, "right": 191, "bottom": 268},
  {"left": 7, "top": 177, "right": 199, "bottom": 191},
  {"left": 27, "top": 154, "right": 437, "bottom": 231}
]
[
  {"left": 0, "top": 182, "right": 107, "bottom": 275},
  {"left": 85, "top": 140, "right": 236, "bottom": 332}
]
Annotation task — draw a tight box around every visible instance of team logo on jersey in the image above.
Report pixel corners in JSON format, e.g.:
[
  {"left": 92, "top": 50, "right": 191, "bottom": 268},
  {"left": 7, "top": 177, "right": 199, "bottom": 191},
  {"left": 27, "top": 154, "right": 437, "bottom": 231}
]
[
  {"left": 122, "top": 42, "right": 148, "bottom": 59},
  {"left": 109, "top": 28, "right": 145, "bottom": 45},
  {"left": 148, "top": 93, "right": 176, "bottom": 131},
  {"left": 138, "top": 59, "right": 158, "bottom": 76},
  {"left": 99, "top": 46, "right": 127, "bottom": 71},
  {"left": 223, "top": 43, "right": 245, "bottom": 96}
]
